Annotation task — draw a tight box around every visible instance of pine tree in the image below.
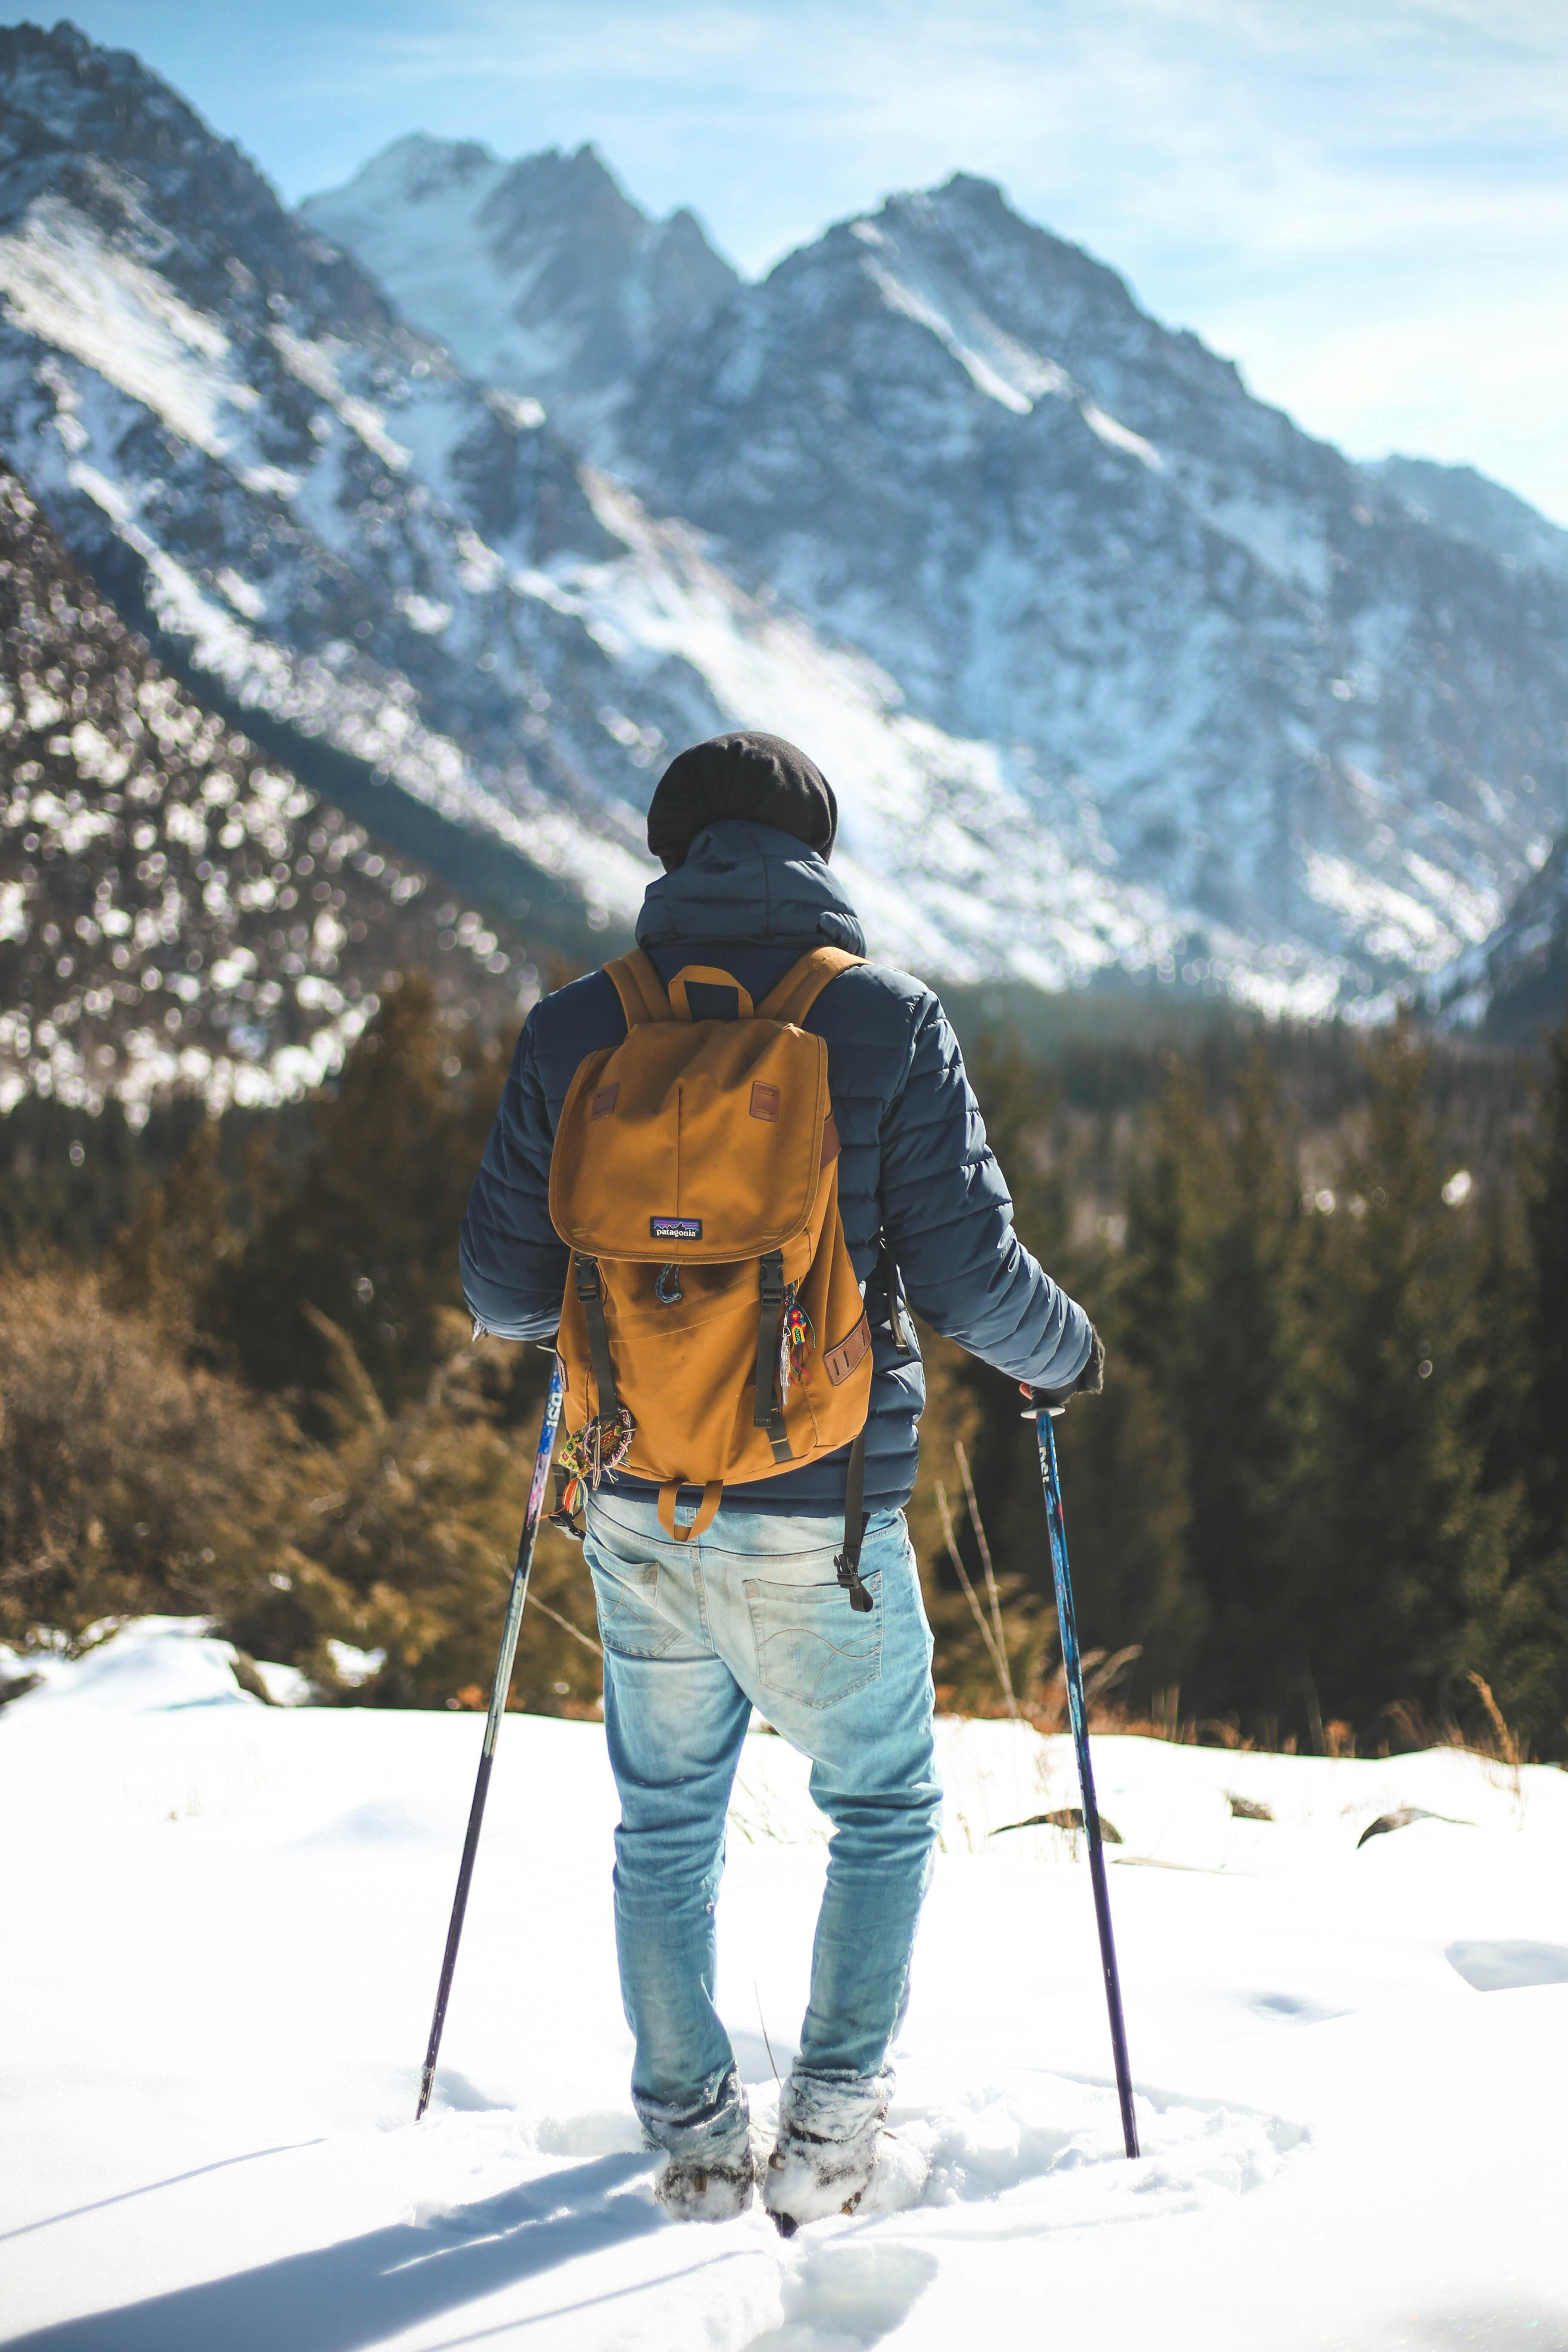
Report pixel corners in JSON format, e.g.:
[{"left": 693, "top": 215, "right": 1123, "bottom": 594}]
[
  {"left": 936, "top": 1029, "right": 1061, "bottom": 1695},
  {"left": 1307, "top": 1024, "right": 1512, "bottom": 1733},
  {"left": 0, "top": 1258, "right": 336, "bottom": 1645},
  {"left": 1048, "top": 1355, "right": 1199, "bottom": 1702},
  {"left": 1506, "top": 1016, "right": 1568, "bottom": 1751},
  {"left": 1522, "top": 1017, "right": 1568, "bottom": 1564},
  {"left": 1179, "top": 1046, "right": 1319, "bottom": 1726},
  {"left": 953, "top": 1044, "right": 1206, "bottom": 1709},
  {"left": 220, "top": 973, "right": 507, "bottom": 1414},
  {"left": 105, "top": 1116, "right": 236, "bottom": 1338},
  {"left": 962, "top": 1026, "right": 1068, "bottom": 1265},
  {"left": 0, "top": 1094, "right": 147, "bottom": 1259},
  {"left": 1117, "top": 1054, "right": 1222, "bottom": 1406}
]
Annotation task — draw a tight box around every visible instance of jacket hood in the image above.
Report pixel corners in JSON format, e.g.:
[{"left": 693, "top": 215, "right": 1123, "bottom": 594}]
[{"left": 635, "top": 819, "right": 866, "bottom": 955}]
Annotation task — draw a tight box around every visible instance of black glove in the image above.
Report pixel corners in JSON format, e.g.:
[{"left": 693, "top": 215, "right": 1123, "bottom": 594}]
[{"left": 1021, "top": 1326, "right": 1104, "bottom": 1413}]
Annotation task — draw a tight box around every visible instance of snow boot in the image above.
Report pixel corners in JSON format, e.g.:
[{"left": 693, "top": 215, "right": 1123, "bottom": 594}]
[
  {"left": 763, "top": 2126, "right": 930, "bottom": 2233},
  {"left": 762, "top": 2076, "right": 894, "bottom": 2235},
  {"left": 653, "top": 2150, "right": 756, "bottom": 2223},
  {"left": 764, "top": 2136, "right": 871, "bottom": 2234}
]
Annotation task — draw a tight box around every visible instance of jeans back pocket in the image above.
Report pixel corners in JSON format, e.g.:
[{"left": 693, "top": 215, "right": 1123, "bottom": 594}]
[
  {"left": 589, "top": 1559, "right": 683, "bottom": 1659},
  {"left": 743, "top": 1571, "right": 883, "bottom": 1709}
]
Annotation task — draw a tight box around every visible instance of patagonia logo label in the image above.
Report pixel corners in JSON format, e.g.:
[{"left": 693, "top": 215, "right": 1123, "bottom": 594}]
[{"left": 650, "top": 1216, "right": 702, "bottom": 1241}]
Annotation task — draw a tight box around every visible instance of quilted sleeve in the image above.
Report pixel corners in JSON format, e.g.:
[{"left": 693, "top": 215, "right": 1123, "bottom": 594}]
[
  {"left": 878, "top": 990, "right": 1093, "bottom": 1390},
  {"left": 458, "top": 1009, "right": 570, "bottom": 1343}
]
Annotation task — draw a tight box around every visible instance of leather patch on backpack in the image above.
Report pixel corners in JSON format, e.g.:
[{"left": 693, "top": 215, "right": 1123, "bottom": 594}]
[
  {"left": 750, "top": 1081, "right": 780, "bottom": 1122},
  {"left": 823, "top": 1310, "right": 870, "bottom": 1386},
  {"left": 591, "top": 1084, "right": 619, "bottom": 1119},
  {"left": 820, "top": 1112, "right": 840, "bottom": 1169}
]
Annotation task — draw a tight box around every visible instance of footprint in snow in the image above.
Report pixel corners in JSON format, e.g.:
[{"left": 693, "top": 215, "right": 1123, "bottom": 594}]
[
  {"left": 864, "top": 2080, "right": 1307, "bottom": 2222},
  {"left": 748, "top": 2242, "right": 940, "bottom": 2348},
  {"left": 1447, "top": 1939, "right": 1568, "bottom": 1992}
]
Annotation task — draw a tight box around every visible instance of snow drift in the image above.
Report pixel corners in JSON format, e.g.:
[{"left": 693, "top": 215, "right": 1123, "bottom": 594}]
[{"left": 2, "top": 1616, "right": 1565, "bottom": 2347}]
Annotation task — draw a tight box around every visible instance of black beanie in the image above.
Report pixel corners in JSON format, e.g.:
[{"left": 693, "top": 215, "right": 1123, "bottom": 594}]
[{"left": 646, "top": 731, "right": 838, "bottom": 871}]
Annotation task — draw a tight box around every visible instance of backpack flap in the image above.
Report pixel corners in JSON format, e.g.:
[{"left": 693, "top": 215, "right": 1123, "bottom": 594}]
[{"left": 549, "top": 1021, "right": 830, "bottom": 1263}]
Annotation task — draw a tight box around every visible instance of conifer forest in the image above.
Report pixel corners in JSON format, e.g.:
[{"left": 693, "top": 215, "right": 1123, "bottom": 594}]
[{"left": 4, "top": 974, "right": 1564, "bottom": 1759}]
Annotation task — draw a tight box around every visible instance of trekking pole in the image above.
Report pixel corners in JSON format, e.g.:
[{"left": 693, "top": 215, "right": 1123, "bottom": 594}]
[
  {"left": 1032, "top": 1403, "right": 1140, "bottom": 2158},
  {"left": 415, "top": 1353, "right": 565, "bottom": 2121}
]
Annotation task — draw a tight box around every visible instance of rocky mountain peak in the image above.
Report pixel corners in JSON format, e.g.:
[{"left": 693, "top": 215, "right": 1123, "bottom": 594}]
[
  {"left": 0, "top": 23, "right": 677, "bottom": 960},
  {"left": 350, "top": 131, "right": 501, "bottom": 205},
  {"left": 0, "top": 18, "right": 187, "bottom": 144},
  {"left": 610, "top": 169, "right": 1568, "bottom": 993},
  {"left": 300, "top": 135, "right": 736, "bottom": 439},
  {"left": 806, "top": 172, "right": 1262, "bottom": 458},
  {"left": 0, "top": 16, "right": 394, "bottom": 338},
  {"left": 475, "top": 141, "right": 662, "bottom": 282},
  {"left": 1374, "top": 455, "right": 1568, "bottom": 583}
]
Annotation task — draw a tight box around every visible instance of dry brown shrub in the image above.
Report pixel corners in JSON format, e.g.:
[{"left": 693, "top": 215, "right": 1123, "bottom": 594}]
[
  {"left": 0, "top": 1263, "right": 603, "bottom": 1712},
  {"left": 0, "top": 1257, "right": 323, "bottom": 1643},
  {"left": 277, "top": 1308, "right": 604, "bottom": 1712}
]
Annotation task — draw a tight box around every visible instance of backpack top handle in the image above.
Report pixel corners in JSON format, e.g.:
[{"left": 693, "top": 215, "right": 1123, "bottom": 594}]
[
  {"left": 667, "top": 966, "right": 756, "bottom": 1023},
  {"left": 603, "top": 944, "right": 865, "bottom": 1036},
  {"left": 605, "top": 951, "right": 756, "bottom": 1026}
]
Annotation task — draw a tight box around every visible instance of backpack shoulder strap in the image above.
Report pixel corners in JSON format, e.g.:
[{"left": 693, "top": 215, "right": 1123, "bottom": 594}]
[
  {"left": 756, "top": 946, "right": 865, "bottom": 1027},
  {"left": 603, "top": 948, "right": 674, "bottom": 1029}
]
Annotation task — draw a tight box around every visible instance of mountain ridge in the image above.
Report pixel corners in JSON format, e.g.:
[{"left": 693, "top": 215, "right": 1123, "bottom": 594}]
[
  {"left": 1, "top": 23, "right": 1565, "bottom": 1044},
  {"left": 608, "top": 173, "right": 1568, "bottom": 991},
  {"left": 1373, "top": 455, "right": 1568, "bottom": 584},
  {"left": 308, "top": 136, "right": 1568, "bottom": 1014},
  {"left": 299, "top": 133, "right": 737, "bottom": 449},
  {"left": 0, "top": 21, "right": 667, "bottom": 934},
  {"left": 0, "top": 24, "right": 1261, "bottom": 1017}
]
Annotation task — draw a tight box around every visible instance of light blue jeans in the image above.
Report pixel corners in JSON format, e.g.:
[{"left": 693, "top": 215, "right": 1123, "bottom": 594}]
[{"left": 582, "top": 1490, "right": 941, "bottom": 2165}]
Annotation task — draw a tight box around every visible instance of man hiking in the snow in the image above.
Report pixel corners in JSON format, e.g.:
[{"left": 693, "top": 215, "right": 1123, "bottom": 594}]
[{"left": 460, "top": 730, "right": 1102, "bottom": 2230}]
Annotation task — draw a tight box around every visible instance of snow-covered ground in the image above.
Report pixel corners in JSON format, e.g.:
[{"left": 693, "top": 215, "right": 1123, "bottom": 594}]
[{"left": 3, "top": 1619, "right": 1566, "bottom": 2349}]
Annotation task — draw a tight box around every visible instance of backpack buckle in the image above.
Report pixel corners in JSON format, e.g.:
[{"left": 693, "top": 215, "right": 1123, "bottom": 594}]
[
  {"left": 834, "top": 1551, "right": 875, "bottom": 1613},
  {"left": 550, "top": 1464, "right": 587, "bottom": 1544},
  {"left": 754, "top": 1250, "right": 793, "bottom": 1461}
]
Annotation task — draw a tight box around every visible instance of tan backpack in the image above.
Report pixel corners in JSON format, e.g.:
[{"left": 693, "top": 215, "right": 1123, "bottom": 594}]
[{"left": 547, "top": 944, "right": 877, "bottom": 1601}]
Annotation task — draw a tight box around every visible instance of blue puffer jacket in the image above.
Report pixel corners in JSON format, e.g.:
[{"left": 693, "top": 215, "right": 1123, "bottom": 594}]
[{"left": 459, "top": 820, "right": 1092, "bottom": 1513}]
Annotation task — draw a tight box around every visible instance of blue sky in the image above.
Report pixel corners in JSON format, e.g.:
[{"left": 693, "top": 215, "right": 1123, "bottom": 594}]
[{"left": 18, "top": 2, "right": 1568, "bottom": 521}]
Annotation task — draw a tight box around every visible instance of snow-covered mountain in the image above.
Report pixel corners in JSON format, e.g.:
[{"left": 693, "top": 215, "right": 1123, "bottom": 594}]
[
  {"left": 0, "top": 24, "right": 1221, "bottom": 1018},
  {"left": 300, "top": 136, "right": 736, "bottom": 449},
  {"left": 5, "top": 24, "right": 1568, "bottom": 1032},
  {"left": 1435, "top": 834, "right": 1568, "bottom": 1042},
  {"left": 1362, "top": 466, "right": 1568, "bottom": 1036},
  {"left": 1374, "top": 456, "right": 1568, "bottom": 584},
  {"left": 305, "top": 142, "right": 1568, "bottom": 1013},
  {"left": 0, "top": 462, "right": 535, "bottom": 1119},
  {"left": 0, "top": 24, "right": 657, "bottom": 938},
  {"left": 604, "top": 178, "right": 1568, "bottom": 1003}
]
